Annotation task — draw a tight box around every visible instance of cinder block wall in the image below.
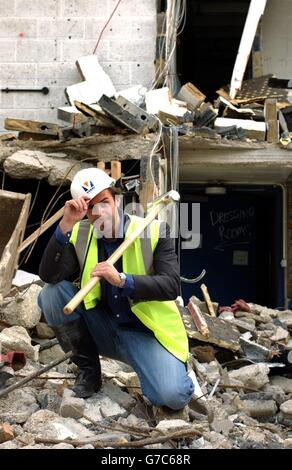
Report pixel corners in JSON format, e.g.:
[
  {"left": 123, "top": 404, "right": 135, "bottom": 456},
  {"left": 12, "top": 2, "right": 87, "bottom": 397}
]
[
  {"left": 261, "top": 0, "right": 292, "bottom": 78},
  {"left": 0, "top": 0, "right": 156, "bottom": 130}
]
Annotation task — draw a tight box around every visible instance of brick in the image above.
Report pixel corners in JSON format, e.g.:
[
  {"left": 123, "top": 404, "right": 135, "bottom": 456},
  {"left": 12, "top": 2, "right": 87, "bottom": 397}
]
[
  {"left": 0, "top": 0, "right": 16, "bottom": 16},
  {"left": 0, "top": 19, "right": 37, "bottom": 38},
  {"left": 15, "top": 0, "right": 59, "bottom": 17},
  {"left": 84, "top": 17, "right": 132, "bottom": 40},
  {"left": 100, "top": 61, "right": 130, "bottom": 87},
  {"left": 130, "top": 61, "right": 155, "bottom": 87},
  {"left": 61, "top": 0, "right": 107, "bottom": 17},
  {"left": 61, "top": 39, "right": 108, "bottom": 62},
  {"left": 16, "top": 39, "right": 59, "bottom": 63},
  {"left": 109, "top": 39, "right": 155, "bottom": 61},
  {"left": 0, "top": 41, "right": 16, "bottom": 62},
  {"left": 108, "top": 0, "right": 156, "bottom": 17},
  {"left": 38, "top": 18, "right": 84, "bottom": 39},
  {"left": 131, "top": 18, "right": 156, "bottom": 40}
]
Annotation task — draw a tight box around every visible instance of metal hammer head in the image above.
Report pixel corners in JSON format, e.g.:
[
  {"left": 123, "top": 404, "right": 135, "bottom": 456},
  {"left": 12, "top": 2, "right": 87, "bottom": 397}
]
[{"left": 147, "top": 190, "right": 180, "bottom": 209}]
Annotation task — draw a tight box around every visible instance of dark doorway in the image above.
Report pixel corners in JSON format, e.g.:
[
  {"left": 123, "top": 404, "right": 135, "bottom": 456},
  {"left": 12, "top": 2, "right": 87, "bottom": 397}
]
[
  {"left": 179, "top": 184, "right": 284, "bottom": 309},
  {"left": 177, "top": 0, "right": 251, "bottom": 100}
]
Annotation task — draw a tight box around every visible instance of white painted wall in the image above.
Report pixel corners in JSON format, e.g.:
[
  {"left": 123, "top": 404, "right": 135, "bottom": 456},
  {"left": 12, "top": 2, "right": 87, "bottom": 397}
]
[
  {"left": 261, "top": 0, "right": 292, "bottom": 78},
  {"left": 0, "top": 0, "right": 156, "bottom": 130}
]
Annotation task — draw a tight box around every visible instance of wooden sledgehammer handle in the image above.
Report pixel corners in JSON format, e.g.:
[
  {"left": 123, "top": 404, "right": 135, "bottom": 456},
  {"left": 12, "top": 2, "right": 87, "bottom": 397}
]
[
  {"left": 64, "top": 201, "right": 168, "bottom": 315},
  {"left": 19, "top": 207, "right": 64, "bottom": 253}
]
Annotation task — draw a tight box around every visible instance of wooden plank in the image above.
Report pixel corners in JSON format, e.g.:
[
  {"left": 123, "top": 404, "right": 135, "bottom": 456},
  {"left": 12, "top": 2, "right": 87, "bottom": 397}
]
[
  {"left": 0, "top": 190, "right": 31, "bottom": 297},
  {"left": 176, "top": 82, "right": 206, "bottom": 110},
  {"left": 18, "top": 132, "right": 58, "bottom": 141},
  {"left": 4, "top": 118, "right": 60, "bottom": 136},
  {"left": 110, "top": 161, "right": 121, "bottom": 180},
  {"left": 74, "top": 100, "right": 116, "bottom": 128},
  {"left": 200, "top": 284, "right": 216, "bottom": 317},
  {"left": 265, "top": 99, "right": 279, "bottom": 143},
  {"left": 187, "top": 299, "right": 209, "bottom": 337},
  {"left": 179, "top": 306, "right": 241, "bottom": 352},
  {"left": 97, "top": 161, "right": 106, "bottom": 171},
  {"left": 229, "top": 0, "right": 267, "bottom": 99}
]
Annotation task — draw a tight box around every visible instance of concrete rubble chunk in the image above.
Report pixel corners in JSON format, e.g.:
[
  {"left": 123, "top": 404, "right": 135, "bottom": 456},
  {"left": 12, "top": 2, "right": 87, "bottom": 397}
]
[
  {"left": 82, "top": 391, "right": 128, "bottom": 423},
  {"left": 284, "top": 438, "right": 292, "bottom": 449},
  {"left": 202, "top": 431, "right": 233, "bottom": 449},
  {"left": 39, "top": 344, "right": 64, "bottom": 364},
  {"left": 270, "top": 376, "right": 292, "bottom": 394},
  {"left": 228, "top": 364, "right": 269, "bottom": 390},
  {"left": 270, "top": 326, "right": 289, "bottom": 342},
  {"left": 3, "top": 150, "right": 93, "bottom": 186},
  {"left": 35, "top": 322, "right": 55, "bottom": 339},
  {"left": 0, "top": 388, "right": 39, "bottom": 424},
  {"left": 59, "top": 396, "right": 85, "bottom": 419},
  {"left": 278, "top": 311, "right": 292, "bottom": 328},
  {"left": 280, "top": 400, "right": 292, "bottom": 419},
  {"left": 102, "top": 382, "right": 136, "bottom": 411},
  {"left": 0, "top": 284, "right": 42, "bottom": 329},
  {"left": 117, "top": 413, "right": 150, "bottom": 430},
  {"left": 115, "top": 371, "right": 140, "bottom": 389},
  {"left": 52, "top": 443, "right": 75, "bottom": 449},
  {"left": 37, "top": 389, "right": 62, "bottom": 413},
  {"left": 23, "top": 410, "right": 95, "bottom": 440},
  {"left": 210, "top": 418, "right": 234, "bottom": 436},
  {"left": 0, "top": 326, "right": 39, "bottom": 361},
  {"left": 153, "top": 419, "right": 195, "bottom": 434},
  {"left": 242, "top": 400, "right": 277, "bottom": 418}
]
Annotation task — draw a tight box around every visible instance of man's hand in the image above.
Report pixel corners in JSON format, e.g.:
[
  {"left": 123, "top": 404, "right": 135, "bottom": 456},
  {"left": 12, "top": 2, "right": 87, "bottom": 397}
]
[
  {"left": 91, "top": 261, "right": 122, "bottom": 287},
  {"left": 59, "top": 196, "right": 90, "bottom": 234}
]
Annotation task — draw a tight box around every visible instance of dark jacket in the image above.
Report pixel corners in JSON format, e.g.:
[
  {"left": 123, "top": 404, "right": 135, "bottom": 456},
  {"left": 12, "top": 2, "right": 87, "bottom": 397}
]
[{"left": 39, "top": 220, "right": 180, "bottom": 303}]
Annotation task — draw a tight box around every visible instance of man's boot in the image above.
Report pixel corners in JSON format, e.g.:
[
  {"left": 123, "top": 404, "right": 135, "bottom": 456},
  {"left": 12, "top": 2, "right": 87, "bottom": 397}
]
[{"left": 51, "top": 317, "right": 102, "bottom": 398}]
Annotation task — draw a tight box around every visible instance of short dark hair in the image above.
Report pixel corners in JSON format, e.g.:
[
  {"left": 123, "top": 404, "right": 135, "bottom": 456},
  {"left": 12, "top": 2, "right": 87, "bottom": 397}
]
[{"left": 108, "top": 186, "right": 122, "bottom": 197}]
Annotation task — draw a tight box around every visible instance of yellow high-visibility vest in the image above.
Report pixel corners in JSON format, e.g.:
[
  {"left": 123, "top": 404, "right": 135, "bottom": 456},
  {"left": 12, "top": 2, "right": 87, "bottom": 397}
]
[{"left": 69, "top": 215, "right": 189, "bottom": 362}]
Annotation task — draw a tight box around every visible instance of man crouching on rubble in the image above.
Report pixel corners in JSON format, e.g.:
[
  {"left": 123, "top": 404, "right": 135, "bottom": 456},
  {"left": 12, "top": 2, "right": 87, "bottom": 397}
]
[{"left": 38, "top": 167, "right": 201, "bottom": 414}]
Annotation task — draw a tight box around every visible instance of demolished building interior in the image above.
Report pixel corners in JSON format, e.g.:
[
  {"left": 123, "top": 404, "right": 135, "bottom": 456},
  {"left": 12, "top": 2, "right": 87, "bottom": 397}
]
[{"left": 1, "top": 0, "right": 292, "bottom": 451}]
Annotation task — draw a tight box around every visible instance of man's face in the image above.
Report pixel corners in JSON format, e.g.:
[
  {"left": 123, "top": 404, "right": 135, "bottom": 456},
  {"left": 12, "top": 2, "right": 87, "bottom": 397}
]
[{"left": 86, "top": 189, "right": 119, "bottom": 238}]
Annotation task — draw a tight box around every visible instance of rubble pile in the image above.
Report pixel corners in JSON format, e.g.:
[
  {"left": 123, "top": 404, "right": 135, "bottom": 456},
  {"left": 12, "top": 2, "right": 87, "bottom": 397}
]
[
  {"left": 1, "top": 56, "right": 292, "bottom": 162},
  {"left": 0, "top": 277, "right": 292, "bottom": 449}
]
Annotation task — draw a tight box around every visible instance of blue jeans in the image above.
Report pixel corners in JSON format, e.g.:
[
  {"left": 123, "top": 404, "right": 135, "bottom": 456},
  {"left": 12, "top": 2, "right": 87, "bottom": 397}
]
[{"left": 38, "top": 281, "right": 194, "bottom": 410}]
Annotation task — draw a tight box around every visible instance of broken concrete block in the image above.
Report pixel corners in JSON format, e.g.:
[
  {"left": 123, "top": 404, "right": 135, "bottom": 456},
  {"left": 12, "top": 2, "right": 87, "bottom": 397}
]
[
  {"left": 228, "top": 364, "right": 269, "bottom": 390},
  {"left": 59, "top": 396, "right": 85, "bottom": 419},
  {"left": 283, "top": 438, "right": 292, "bottom": 449},
  {"left": 52, "top": 443, "right": 75, "bottom": 449},
  {"left": 242, "top": 400, "right": 277, "bottom": 418},
  {"left": 0, "top": 284, "right": 42, "bottom": 329},
  {"left": 39, "top": 344, "right": 64, "bottom": 364},
  {"left": 239, "top": 337, "right": 270, "bottom": 362},
  {"left": 278, "top": 311, "right": 292, "bottom": 328},
  {"left": 270, "top": 326, "right": 289, "bottom": 342},
  {"left": 270, "top": 376, "right": 292, "bottom": 394},
  {"left": 0, "top": 423, "right": 14, "bottom": 443},
  {"left": 0, "top": 388, "right": 39, "bottom": 424},
  {"left": 280, "top": 400, "right": 292, "bottom": 419},
  {"left": 116, "top": 371, "right": 140, "bottom": 389},
  {"left": 154, "top": 419, "right": 193, "bottom": 434},
  {"left": 211, "top": 418, "right": 234, "bottom": 436},
  {"left": 23, "top": 410, "right": 94, "bottom": 440},
  {"left": 102, "top": 383, "right": 136, "bottom": 411},
  {"left": 82, "top": 392, "right": 128, "bottom": 423},
  {"left": 76, "top": 55, "right": 116, "bottom": 98},
  {"left": 4, "top": 150, "right": 94, "bottom": 186},
  {"left": 202, "top": 431, "right": 233, "bottom": 449},
  {"left": 37, "top": 389, "right": 62, "bottom": 414},
  {"left": 0, "top": 326, "right": 39, "bottom": 361},
  {"left": 12, "top": 270, "right": 41, "bottom": 289},
  {"left": 35, "top": 322, "right": 55, "bottom": 339}
]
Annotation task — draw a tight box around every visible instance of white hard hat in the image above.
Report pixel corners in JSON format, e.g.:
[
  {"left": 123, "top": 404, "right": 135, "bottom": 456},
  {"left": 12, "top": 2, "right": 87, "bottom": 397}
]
[{"left": 70, "top": 168, "right": 115, "bottom": 200}]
